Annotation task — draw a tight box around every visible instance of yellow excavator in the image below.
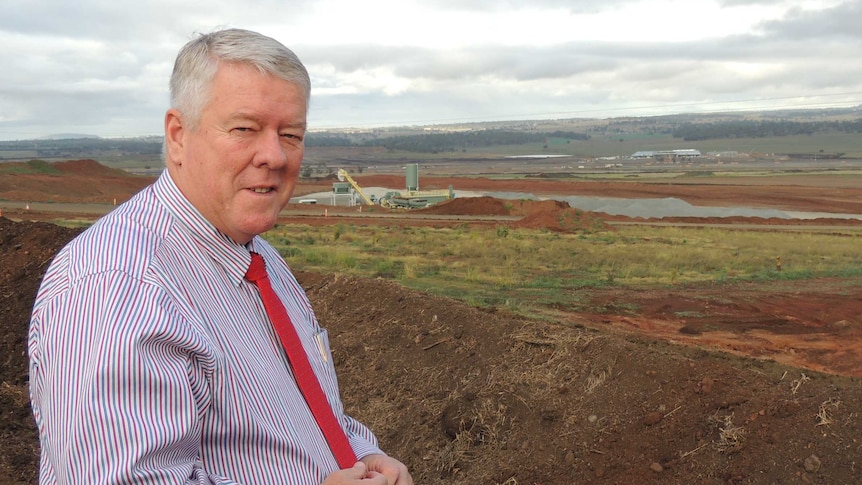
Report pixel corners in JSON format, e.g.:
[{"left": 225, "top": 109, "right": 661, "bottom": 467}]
[{"left": 336, "top": 169, "right": 376, "bottom": 205}]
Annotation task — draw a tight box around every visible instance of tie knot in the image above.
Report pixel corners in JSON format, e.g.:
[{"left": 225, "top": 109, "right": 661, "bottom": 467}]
[{"left": 245, "top": 252, "right": 268, "bottom": 282}]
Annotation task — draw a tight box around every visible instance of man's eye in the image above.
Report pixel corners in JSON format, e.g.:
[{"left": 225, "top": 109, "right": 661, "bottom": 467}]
[{"left": 281, "top": 133, "right": 303, "bottom": 141}]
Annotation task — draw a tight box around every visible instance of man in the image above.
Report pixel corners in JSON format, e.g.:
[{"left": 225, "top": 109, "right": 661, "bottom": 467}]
[{"left": 28, "top": 28, "right": 412, "bottom": 485}]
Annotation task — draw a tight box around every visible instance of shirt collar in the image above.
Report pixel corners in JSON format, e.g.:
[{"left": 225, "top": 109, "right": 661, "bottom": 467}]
[{"left": 153, "top": 170, "right": 253, "bottom": 287}]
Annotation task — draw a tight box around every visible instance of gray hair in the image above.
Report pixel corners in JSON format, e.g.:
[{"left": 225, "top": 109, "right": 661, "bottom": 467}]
[{"left": 169, "top": 28, "right": 311, "bottom": 129}]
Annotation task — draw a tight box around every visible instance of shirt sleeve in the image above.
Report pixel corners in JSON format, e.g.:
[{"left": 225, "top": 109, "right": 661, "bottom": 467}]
[
  {"left": 29, "top": 269, "right": 235, "bottom": 485},
  {"left": 345, "top": 415, "right": 386, "bottom": 461}
]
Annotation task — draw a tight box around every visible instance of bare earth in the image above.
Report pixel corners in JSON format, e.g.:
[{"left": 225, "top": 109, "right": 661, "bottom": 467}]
[{"left": 1, "top": 160, "right": 861, "bottom": 484}]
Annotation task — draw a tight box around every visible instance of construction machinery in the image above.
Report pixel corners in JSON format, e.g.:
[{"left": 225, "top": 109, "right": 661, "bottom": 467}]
[
  {"left": 377, "top": 187, "right": 454, "bottom": 209},
  {"left": 336, "top": 169, "right": 376, "bottom": 205},
  {"left": 335, "top": 165, "right": 454, "bottom": 209}
]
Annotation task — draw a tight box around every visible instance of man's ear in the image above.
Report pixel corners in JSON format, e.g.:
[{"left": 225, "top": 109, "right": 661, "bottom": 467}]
[{"left": 164, "top": 108, "right": 185, "bottom": 167}]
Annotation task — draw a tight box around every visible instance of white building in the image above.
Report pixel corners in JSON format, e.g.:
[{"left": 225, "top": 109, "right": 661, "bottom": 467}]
[{"left": 631, "top": 149, "right": 702, "bottom": 160}]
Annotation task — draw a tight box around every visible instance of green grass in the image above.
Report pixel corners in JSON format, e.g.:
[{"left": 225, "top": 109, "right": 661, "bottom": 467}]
[
  {"left": 0, "top": 159, "right": 62, "bottom": 174},
  {"left": 50, "top": 219, "right": 96, "bottom": 229},
  {"left": 264, "top": 223, "right": 862, "bottom": 319}
]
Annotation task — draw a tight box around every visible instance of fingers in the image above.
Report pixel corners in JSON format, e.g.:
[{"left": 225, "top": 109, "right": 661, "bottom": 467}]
[
  {"left": 359, "top": 454, "right": 413, "bottom": 485},
  {"left": 393, "top": 466, "right": 414, "bottom": 485},
  {"left": 322, "top": 462, "right": 378, "bottom": 485},
  {"left": 351, "top": 462, "right": 389, "bottom": 485},
  {"left": 350, "top": 461, "right": 368, "bottom": 478},
  {"left": 362, "top": 470, "right": 388, "bottom": 484},
  {"left": 323, "top": 459, "right": 410, "bottom": 485}
]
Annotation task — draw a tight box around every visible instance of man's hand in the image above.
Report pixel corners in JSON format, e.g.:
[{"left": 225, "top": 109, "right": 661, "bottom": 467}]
[
  {"left": 321, "top": 455, "right": 412, "bottom": 485},
  {"left": 360, "top": 454, "right": 413, "bottom": 485},
  {"left": 321, "top": 461, "right": 386, "bottom": 484}
]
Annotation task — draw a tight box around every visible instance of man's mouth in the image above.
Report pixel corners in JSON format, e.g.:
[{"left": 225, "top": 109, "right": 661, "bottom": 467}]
[{"left": 252, "top": 187, "right": 274, "bottom": 194}]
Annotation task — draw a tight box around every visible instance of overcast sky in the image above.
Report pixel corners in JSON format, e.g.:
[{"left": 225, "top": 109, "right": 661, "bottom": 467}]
[{"left": 1, "top": 0, "right": 860, "bottom": 140}]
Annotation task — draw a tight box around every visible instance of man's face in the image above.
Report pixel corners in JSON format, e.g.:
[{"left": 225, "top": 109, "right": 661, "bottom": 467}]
[{"left": 165, "top": 62, "right": 306, "bottom": 244}]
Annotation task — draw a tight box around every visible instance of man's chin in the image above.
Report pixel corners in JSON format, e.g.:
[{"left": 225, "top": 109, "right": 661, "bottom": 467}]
[
  {"left": 248, "top": 218, "right": 279, "bottom": 236},
  {"left": 227, "top": 216, "right": 279, "bottom": 244}
]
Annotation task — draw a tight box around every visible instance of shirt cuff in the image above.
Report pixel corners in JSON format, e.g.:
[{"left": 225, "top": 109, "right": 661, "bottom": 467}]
[{"left": 350, "top": 437, "right": 384, "bottom": 461}]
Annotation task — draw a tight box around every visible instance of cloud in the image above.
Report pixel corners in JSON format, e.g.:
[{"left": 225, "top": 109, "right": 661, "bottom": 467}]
[
  {"left": 424, "top": 0, "right": 638, "bottom": 14},
  {"left": 1, "top": 0, "right": 861, "bottom": 139},
  {"left": 756, "top": 1, "right": 862, "bottom": 39}
]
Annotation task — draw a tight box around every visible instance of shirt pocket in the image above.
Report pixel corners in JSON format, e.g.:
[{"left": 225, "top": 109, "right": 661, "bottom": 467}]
[{"left": 310, "top": 328, "right": 341, "bottom": 395}]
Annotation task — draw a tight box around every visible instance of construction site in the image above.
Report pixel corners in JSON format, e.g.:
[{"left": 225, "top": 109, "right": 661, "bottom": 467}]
[{"left": 324, "top": 164, "right": 455, "bottom": 209}]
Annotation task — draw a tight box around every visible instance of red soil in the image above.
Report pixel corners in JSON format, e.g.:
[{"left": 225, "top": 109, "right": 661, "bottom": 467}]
[{"left": 3, "top": 160, "right": 862, "bottom": 484}]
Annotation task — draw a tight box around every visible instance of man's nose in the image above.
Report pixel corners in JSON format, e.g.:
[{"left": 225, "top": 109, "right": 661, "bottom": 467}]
[{"left": 252, "top": 130, "right": 288, "bottom": 169}]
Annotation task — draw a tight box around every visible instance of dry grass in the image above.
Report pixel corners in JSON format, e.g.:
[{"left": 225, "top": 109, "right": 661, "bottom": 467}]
[
  {"left": 816, "top": 398, "right": 841, "bottom": 427},
  {"left": 434, "top": 397, "right": 509, "bottom": 477},
  {"left": 790, "top": 373, "right": 810, "bottom": 396},
  {"left": 505, "top": 328, "right": 599, "bottom": 392},
  {"left": 584, "top": 359, "right": 616, "bottom": 395},
  {"left": 713, "top": 413, "right": 747, "bottom": 454}
]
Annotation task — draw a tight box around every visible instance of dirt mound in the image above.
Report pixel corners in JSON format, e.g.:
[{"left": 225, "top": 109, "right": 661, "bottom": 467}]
[
  {"left": 0, "top": 218, "right": 83, "bottom": 483},
  {"left": 298, "top": 275, "right": 862, "bottom": 484},
  {"left": 3, "top": 217, "right": 862, "bottom": 484},
  {"left": 0, "top": 160, "right": 152, "bottom": 205},
  {"left": 508, "top": 200, "right": 610, "bottom": 232},
  {"left": 0, "top": 219, "right": 83, "bottom": 386},
  {"left": 53, "top": 159, "right": 132, "bottom": 177},
  {"left": 419, "top": 196, "right": 512, "bottom": 216},
  {"left": 419, "top": 197, "right": 610, "bottom": 232}
]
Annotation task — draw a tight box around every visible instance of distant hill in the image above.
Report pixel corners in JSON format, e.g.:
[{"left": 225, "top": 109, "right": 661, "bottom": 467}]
[
  {"left": 2, "top": 106, "right": 861, "bottom": 160},
  {"left": 38, "top": 134, "right": 100, "bottom": 140},
  {"left": 0, "top": 136, "right": 163, "bottom": 161}
]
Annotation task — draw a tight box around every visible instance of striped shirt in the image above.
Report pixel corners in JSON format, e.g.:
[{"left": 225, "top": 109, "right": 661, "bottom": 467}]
[{"left": 29, "top": 170, "right": 382, "bottom": 484}]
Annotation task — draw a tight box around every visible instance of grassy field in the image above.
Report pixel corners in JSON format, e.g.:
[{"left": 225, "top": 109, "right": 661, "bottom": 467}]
[
  {"left": 264, "top": 223, "right": 862, "bottom": 319},
  {"left": 44, "top": 212, "right": 862, "bottom": 320}
]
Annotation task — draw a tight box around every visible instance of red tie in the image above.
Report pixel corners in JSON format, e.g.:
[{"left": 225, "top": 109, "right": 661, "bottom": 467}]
[{"left": 245, "top": 252, "right": 357, "bottom": 469}]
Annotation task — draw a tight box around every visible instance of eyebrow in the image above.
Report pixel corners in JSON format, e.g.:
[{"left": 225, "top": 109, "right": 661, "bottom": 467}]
[
  {"left": 226, "top": 113, "right": 306, "bottom": 130},
  {"left": 281, "top": 121, "right": 307, "bottom": 130}
]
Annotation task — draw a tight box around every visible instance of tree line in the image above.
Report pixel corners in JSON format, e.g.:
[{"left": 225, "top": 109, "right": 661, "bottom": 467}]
[
  {"left": 1, "top": 130, "right": 591, "bottom": 156},
  {"left": 0, "top": 137, "right": 163, "bottom": 159},
  {"left": 306, "top": 130, "right": 590, "bottom": 153},
  {"left": 672, "top": 119, "right": 862, "bottom": 141}
]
